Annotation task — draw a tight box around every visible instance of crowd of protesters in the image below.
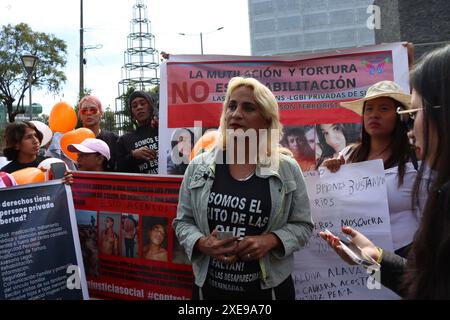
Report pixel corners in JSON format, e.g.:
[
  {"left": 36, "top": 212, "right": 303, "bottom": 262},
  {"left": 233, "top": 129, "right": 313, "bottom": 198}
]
[{"left": 1, "top": 43, "right": 450, "bottom": 300}]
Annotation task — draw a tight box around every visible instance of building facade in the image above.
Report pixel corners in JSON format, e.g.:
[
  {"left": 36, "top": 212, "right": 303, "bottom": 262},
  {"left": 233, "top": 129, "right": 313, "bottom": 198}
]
[
  {"left": 249, "top": 0, "right": 375, "bottom": 55},
  {"left": 249, "top": 0, "right": 450, "bottom": 57},
  {"left": 374, "top": 0, "right": 450, "bottom": 59}
]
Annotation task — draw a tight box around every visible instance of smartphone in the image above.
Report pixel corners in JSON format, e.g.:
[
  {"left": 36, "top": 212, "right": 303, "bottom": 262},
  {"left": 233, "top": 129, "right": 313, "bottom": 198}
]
[
  {"left": 323, "top": 229, "right": 379, "bottom": 268},
  {"left": 216, "top": 231, "right": 234, "bottom": 241},
  {"left": 50, "top": 162, "right": 67, "bottom": 179},
  {"left": 216, "top": 231, "right": 235, "bottom": 248}
]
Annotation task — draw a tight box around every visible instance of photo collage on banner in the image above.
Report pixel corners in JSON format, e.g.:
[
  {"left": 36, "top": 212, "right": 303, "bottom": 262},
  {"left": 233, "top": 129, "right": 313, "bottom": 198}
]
[
  {"left": 281, "top": 123, "right": 362, "bottom": 171},
  {"left": 71, "top": 172, "right": 193, "bottom": 300},
  {"left": 165, "top": 126, "right": 219, "bottom": 176},
  {"left": 158, "top": 43, "right": 409, "bottom": 176}
]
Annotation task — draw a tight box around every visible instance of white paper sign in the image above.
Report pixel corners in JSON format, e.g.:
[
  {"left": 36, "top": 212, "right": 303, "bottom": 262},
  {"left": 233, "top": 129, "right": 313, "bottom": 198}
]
[{"left": 294, "top": 160, "right": 399, "bottom": 300}]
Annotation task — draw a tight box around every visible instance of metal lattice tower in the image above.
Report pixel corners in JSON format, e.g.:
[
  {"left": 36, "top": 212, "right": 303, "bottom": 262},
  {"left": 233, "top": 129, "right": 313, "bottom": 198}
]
[{"left": 115, "top": 0, "right": 159, "bottom": 133}]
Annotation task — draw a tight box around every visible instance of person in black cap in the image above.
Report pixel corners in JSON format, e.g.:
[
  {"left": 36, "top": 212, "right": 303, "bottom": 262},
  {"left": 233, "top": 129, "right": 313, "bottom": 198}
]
[{"left": 117, "top": 91, "right": 159, "bottom": 174}]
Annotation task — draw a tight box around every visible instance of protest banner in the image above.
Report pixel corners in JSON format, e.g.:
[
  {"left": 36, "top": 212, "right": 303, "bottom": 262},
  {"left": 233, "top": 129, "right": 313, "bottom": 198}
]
[
  {"left": 71, "top": 171, "right": 193, "bottom": 300},
  {"left": 293, "top": 160, "right": 398, "bottom": 300},
  {"left": 0, "top": 181, "right": 88, "bottom": 300},
  {"left": 158, "top": 42, "right": 409, "bottom": 174}
]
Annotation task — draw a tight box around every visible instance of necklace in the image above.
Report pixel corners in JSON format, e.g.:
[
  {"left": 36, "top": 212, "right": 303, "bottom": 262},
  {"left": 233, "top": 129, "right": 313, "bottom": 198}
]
[
  {"left": 368, "top": 148, "right": 390, "bottom": 161},
  {"left": 236, "top": 168, "right": 256, "bottom": 181}
]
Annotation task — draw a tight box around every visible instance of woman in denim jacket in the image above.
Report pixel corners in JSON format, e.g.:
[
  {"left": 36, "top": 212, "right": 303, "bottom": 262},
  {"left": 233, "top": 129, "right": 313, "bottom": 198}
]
[{"left": 173, "top": 77, "right": 313, "bottom": 300}]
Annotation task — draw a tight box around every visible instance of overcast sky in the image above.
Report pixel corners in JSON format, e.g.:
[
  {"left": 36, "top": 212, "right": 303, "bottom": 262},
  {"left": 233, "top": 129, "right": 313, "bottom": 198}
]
[{"left": 0, "top": 0, "right": 251, "bottom": 114}]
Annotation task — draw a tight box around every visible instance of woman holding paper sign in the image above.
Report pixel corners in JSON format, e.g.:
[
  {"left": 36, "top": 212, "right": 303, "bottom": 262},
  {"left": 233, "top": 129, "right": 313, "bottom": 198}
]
[
  {"left": 322, "top": 80, "right": 428, "bottom": 257},
  {"left": 321, "top": 44, "right": 450, "bottom": 299},
  {"left": 173, "top": 77, "right": 313, "bottom": 300}
]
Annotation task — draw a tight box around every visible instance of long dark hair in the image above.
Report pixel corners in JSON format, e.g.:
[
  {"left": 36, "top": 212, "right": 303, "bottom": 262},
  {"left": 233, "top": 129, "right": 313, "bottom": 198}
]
[
  {"left": 3, "top": 121, "right": 43, "bottom": 161},
  {"left": 347, "top": 99, "right": 410, "bottom": 186},
  {"left": 403, "top": 45, "right": 450, "bottom": 299},
  {"left": 316, "top": 123, "right": 361, "bottom": 167},
  {"left": 316, "top": 123, "right": 360, "bottom": 157}
]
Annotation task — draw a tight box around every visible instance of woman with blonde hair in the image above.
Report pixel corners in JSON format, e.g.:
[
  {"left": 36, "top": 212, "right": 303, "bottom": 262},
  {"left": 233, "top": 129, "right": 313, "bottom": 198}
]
[{"left": 173, "top": 77, "right": 313, "bottom": 300}]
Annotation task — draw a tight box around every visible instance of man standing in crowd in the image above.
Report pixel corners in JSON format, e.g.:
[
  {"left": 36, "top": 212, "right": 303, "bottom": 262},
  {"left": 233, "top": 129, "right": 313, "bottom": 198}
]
[
  {"left": 78, "top": 95, "right": 118, "bottom": 171},
  {"left": 117, "top": 91, "right": 158, "bottom": 174}
]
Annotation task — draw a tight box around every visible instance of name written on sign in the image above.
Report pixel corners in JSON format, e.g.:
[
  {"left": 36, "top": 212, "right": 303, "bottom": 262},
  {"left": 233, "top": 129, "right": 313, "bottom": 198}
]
[{"left": 315, "top": 175, "right": 385, "bottom": 196}]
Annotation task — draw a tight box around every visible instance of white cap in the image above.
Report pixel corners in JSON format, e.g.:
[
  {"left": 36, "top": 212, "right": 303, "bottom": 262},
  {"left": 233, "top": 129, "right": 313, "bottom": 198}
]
[{"left": 67, "top": 138, "right": 111, "bottom": 160}]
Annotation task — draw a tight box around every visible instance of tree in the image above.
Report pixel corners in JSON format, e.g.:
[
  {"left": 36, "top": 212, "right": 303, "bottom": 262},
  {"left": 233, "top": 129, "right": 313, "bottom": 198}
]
[
  {"left": 34, "top": 114, "right": 49, "bottom": 125},
  {"left": 117, "top": 87, "right": 138, "bottom": 133},
  {"left": 0, "top": 23, "right": 67, "bottom": 122},
  {"left": 101, "top": 107, "right": 117, "bottom": 132},
  {"left": 73, "top": 88, "right": 92, "bottom": 129}
]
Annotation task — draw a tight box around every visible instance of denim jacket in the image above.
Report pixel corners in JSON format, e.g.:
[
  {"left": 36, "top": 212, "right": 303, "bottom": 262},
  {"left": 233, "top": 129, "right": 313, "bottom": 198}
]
[{"left": 173, "top": 149, "right": 313, "bottom": 289}]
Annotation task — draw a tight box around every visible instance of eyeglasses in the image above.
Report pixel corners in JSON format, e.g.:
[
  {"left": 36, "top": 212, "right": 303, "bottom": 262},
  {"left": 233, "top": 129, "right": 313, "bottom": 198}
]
[
  {"left": 80, "top": 107, "right": 99, "bottom": 115},
  {"left": 397, "top": 105, "right": 442, "bottom": 119},
  {"left": 397, "top": 108, "right": 420, "bottom": 129}
]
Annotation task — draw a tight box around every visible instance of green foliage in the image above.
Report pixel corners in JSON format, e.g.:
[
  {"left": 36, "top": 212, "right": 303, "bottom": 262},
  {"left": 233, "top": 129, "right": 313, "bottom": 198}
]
[
  {"left": 101, "top": 107, "right": 116, "bottom": 132},
  {"left": 117, "top": 86, "right": 136, "bottom": 133},
  {"left": 0, "top": 23, "right": 67, "bottom": 122},
  {"left": 34, "top": 114, "right": 49, "bottom": 125},
  {"left": 73, "top": 88, "right": 92, "bottom": 129}
]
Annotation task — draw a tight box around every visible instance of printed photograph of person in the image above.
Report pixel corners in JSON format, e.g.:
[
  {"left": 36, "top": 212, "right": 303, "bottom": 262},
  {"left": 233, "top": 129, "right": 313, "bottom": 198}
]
[
  {"left": 315, "top": 122, "right": 362, "bottom": 167},
  {"left": 99, "top": 213, "right": 120, "bottom": 256},
  {"left": 167, "top": 128, "right": 194, "bottom": 175},
  {"left": 121, "top": 214, "right": 139, "bottom": 258},
  {"left": 189, "top": 127, "right": 220, "bottom": 160},
  {"left": 281, "top": 126, "right": 316, "bottom": 172},
  {"left": 171, "top": 233, "right": 191, "bottom": 265},
  {"left": 304, "top": 125, "right": 322, "bottom": 162},
  {"left": 76, "top": 210, "right": 99, "bottom": 277},
  {"left": 142, "top": 217, "right": 168, "bottom": 262}
]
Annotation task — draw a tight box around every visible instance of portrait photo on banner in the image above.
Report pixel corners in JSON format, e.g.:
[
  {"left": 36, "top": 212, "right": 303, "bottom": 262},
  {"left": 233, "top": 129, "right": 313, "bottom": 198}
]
[
  {"left": 76, "top": 209, "right": 99, "bottom": 277},
  {"left": 142, "top": 216, "right": 169, "bottom": 262}
]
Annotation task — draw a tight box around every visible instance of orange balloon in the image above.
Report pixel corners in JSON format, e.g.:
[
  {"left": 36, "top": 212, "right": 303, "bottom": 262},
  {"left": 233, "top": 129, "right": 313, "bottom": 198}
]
[
  {"left": 11, "top": 168, "right": 45, "bottom": 185},
  {"left": 189, "top": 130, "right": 219, "bottom": 161},
  {"left": 49, "top": 101, "right": 77, "bottom": 133},
  {"left": 60, "top": 128, "right": 95, "bottom": 161}
]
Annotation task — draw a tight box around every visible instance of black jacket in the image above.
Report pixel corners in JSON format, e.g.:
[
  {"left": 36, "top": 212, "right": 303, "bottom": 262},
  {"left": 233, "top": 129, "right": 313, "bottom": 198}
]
[
  {"left": 97, "top": 130, "right": 119, "bottom": 172},
  {"left": 380, "top": 181, "right": 450, "bottom": 298},
  {"left": 0, "top": 155, "right": 48, "bottom": 174},
  {"left": 379, "top": 250, "right": 407, "bottom": 296},
  {"left": 117, "top": 124, "right": 158, "bottom": 174}
]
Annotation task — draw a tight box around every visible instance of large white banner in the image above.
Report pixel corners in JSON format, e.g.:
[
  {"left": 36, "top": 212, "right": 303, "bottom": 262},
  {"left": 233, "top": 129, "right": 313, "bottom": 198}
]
[
  {"left": 158, "top": 42, "right": 410, "bottom": 176},
  {"left": 294, "top": 160, "right": 399, "bottom": 300}
]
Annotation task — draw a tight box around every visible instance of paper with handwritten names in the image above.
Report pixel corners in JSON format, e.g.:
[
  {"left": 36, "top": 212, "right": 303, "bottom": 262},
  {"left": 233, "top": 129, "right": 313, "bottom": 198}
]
[{"left": 294, "top": 159, "right": 399, "bottom": 300}]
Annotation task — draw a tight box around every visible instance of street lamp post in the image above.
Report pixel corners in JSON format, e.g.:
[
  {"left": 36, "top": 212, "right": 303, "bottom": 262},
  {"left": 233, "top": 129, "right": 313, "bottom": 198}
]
[
  {"left": 200, "top": 32, "right": 203, "bottom": 55},
  {"left": 20, "top": 54, "right": 39, "bottom": 121},
  {"left": 179, "top": 27, "right": 224, "bottom": 54}
]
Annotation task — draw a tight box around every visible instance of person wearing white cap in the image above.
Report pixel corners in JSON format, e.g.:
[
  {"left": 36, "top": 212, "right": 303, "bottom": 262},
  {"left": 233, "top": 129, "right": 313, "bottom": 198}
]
[
  {"left": 322, "top": 80, "right": 430, "bottom": 258},
  {"left": 68, "top": 138, "right": 111, "bottom": 172}
]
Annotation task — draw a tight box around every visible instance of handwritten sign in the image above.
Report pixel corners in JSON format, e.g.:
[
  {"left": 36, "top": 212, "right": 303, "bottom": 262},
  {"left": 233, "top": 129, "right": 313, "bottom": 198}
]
[{"left": 294, "top": 160, "right": 399, "bottom": 300}]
